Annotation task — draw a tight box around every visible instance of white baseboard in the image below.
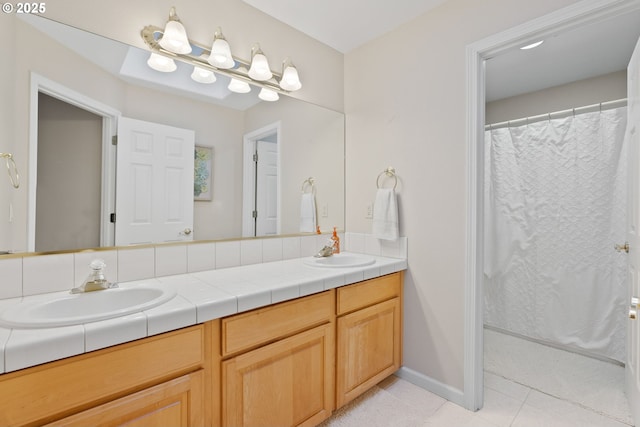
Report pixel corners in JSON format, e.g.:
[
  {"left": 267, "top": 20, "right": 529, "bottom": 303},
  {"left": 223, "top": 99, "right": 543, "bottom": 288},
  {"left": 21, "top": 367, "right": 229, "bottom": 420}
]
[{"left": 395, "top": 366, "right": 465, "bottom": 408}]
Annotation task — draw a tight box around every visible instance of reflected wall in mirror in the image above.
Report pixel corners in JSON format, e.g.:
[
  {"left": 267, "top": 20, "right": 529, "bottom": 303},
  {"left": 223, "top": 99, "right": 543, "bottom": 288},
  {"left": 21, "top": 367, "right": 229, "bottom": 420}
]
[{"left": 0, "top": 14, "right": 344, "bottom": 255}]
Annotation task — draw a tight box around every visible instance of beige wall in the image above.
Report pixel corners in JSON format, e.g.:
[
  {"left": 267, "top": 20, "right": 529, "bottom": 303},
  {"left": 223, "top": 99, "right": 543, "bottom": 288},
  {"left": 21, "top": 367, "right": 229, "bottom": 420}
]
[
  {"left": 0, "top": 16, "right": 15, "bottom": 250},
  {"left": 486, "top": 70, "right": 627, "bottom": 124},
  {"left": 344, "top": 0, "right": 581, "bottom": 392},
  {"left": 245, "top": 97, "right": 345, "bottom": 235}
]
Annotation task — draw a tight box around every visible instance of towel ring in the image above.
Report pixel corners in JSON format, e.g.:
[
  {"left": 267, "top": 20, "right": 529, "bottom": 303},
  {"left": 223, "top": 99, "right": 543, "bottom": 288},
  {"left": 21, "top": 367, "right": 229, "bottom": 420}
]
[
  {"left": 0, "top": 153, "right": 19, "bottom": 189},
  {"left": 376, "top": 167, "right": 397, "bottom": 190},
  {"left": 301, "top": 177, "right": 316, "bottom": 194}
]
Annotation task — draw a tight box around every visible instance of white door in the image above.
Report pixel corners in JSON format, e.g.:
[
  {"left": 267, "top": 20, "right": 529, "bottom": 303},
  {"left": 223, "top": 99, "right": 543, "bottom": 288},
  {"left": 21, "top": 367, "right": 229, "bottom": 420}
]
[
  {"left": 115, "top": 117, "right": 195, "bottom": 246},
  {"left": 255, "top": 140, "right": 278, "bottom": 236},
  {"left": 626, "top": 35, "right": 640, "bottom": 425}
]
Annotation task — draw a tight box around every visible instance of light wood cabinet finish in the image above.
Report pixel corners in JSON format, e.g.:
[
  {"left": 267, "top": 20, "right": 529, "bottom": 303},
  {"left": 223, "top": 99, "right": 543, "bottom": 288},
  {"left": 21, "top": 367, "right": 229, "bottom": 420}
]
[
  {"left": 0, "top": 323, "right": 212, "bottom": 427},
  {"left": 337, "top": 273, "right": 402, "bottom": 316},
  {"left": 221, "top": 290, "right": 333, "bottom": 357},
  {"left": 222, "top": 323, "right": 335, "bottom": 427},
  {"left": 336, "top": 273, "right": 403, "bottom": 408},
  {"left": 43, "top": 370, "right": 205, "bottom": 427}
]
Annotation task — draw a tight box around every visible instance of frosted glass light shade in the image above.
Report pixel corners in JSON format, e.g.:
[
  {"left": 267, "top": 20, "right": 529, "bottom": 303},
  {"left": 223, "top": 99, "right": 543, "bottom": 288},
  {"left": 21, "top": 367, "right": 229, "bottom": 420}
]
[
  {"left": 159, "top": 20, "right": 192, "bottom": 54},
  {"left": 191, "top": 66, "right": 217, "bottom": 84},
  {"left": 279, "top": 64, "right": 301, "bottom": 91},
  {"left": 248, "top": 52, "right": 273, "bottom": 81},
  {"left": 228, "top": 68, "right": 251, "bottom": 93},
  {"left": 147, "top": 52, "right": 177, "bottom": 72},
  {"left": 208, "top": 35, "right": 234, "bottom": 69},
  {"left": 258, "top": 88, "right": 279, "bottom": 102}
]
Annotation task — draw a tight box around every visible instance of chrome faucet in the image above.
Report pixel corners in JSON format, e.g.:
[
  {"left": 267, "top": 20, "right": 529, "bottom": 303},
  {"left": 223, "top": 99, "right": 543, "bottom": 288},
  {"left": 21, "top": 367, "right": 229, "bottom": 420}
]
[
  {"left": 71, "top": 259, "right": 118, "bottom": 293},
  {"left": 314, "top": 239, "right": 336, "bottom": 258}
]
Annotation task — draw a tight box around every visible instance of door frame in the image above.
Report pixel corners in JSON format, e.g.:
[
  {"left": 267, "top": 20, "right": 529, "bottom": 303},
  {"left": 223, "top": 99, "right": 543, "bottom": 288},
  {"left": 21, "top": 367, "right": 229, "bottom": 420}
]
[
  {"left": 464, "top": 0, "right": 640, "bottom": 411},
  {"left": 28, "top": 73, "right": 121, "bottom": 251},
  {"left": 241, "top": 121, "right": 282, "bottom": 237}
]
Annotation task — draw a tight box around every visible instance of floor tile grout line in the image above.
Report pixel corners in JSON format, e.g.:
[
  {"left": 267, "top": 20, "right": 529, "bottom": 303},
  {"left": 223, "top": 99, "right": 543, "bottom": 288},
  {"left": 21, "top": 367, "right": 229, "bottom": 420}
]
[{"left": 484, "top": 370, "right": 634, "bottom": 426}]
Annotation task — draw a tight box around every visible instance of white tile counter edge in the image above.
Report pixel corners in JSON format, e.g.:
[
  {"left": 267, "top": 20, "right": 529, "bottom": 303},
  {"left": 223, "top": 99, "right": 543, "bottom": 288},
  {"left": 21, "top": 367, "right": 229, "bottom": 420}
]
[{"left": 0, "top": 253, "right": 407, "bottom": 373}]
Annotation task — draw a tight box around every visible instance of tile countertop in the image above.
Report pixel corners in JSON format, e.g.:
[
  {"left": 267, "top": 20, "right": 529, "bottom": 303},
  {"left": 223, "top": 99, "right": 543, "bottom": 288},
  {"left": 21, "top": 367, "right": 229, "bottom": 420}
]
[{"left": 0, "top": 252, "right": 407, "bottom": 374}]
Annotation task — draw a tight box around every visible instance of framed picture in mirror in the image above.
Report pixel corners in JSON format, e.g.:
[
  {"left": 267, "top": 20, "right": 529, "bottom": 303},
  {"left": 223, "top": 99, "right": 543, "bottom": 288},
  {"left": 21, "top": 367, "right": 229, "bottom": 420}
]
[{"left": 194, "top": 145, "right": 213, "bottom": 201}]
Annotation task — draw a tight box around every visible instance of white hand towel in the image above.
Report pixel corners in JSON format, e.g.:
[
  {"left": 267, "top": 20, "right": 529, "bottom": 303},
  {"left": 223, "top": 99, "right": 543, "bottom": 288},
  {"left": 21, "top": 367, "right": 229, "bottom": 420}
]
[
  {"left": 300, "top": 193, "right": 317, "bottom": 233},
  {"left": 372, "top": 188, "right": 399, "bottom": 241}
]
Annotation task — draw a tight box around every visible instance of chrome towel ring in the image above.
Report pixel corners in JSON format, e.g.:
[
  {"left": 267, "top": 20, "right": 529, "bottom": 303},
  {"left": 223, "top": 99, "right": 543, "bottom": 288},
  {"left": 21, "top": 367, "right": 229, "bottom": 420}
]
[
  {"left": 0, "top": 153, "right": 19, "bottom": 189},
  {"left": 301, "top": 177, "right": 315, "bottom": 194},
  {"left": 376, "top": 167, "right": 397, "bottom": 190}
]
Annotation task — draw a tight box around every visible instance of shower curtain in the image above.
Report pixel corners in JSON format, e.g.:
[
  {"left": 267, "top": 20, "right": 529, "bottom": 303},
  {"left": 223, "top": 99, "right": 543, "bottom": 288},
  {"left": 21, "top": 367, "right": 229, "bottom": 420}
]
[{"left": 484, "top": 106, "right": 628, "bottom": 362}]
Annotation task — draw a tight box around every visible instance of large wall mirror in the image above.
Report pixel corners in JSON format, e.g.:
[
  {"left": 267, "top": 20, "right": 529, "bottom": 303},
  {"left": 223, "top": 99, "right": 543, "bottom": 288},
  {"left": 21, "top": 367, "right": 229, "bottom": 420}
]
[{"left": 0, "top": 14, "right": 344, "bottom": 255}]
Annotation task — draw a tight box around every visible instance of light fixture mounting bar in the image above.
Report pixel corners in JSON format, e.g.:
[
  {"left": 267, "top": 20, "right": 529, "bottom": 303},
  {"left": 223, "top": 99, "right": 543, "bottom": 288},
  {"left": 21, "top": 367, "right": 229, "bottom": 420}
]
[{"left": 141, "top": 25, "right": 288, "bottom": 94}]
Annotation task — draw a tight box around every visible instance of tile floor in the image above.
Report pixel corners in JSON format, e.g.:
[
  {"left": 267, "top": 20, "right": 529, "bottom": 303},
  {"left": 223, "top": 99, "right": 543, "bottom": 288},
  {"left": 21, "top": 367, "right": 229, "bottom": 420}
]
[{"left": 320, "top": 330, "right": 635, "bottom": 427}]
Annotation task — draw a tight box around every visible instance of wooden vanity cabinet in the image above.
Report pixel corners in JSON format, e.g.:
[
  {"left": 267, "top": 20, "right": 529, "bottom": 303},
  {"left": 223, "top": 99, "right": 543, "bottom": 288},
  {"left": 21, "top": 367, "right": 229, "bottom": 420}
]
[
  {"left": 220, "top": 291, "right": 335, "bottom": 427},
  {"left": 335, "top": 273, "right": 403, "bottom": 408},
  {"left": 0, "top": 322, "right": 215, "bottom": 427}
]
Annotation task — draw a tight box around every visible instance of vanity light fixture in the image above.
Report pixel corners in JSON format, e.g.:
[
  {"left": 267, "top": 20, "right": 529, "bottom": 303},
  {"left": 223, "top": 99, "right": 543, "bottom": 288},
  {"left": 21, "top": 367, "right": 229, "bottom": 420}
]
[
  {"left": 259, "top": 87, "right": 279, "bottom": 102},
  {"left": 248, "top": 44, "right": 273, "bottom": 81},
  {"left": 279, "top": 58, "right": 302, "bottom": 91},
  {"left": 158, "top": 7, "right": 192, "bottom": 54},
  {"left": 141, "top": 7, "right": 303, "bottom": 101},
  {"left": 228, "top": 67, "right": 252, "bottom": 93},
  {"left": 147, "top": 52, "right": 177, "bottom": 72},
  {"left": 208, "top": 28, "right": 234, "bottom": 69},
  {"left": 520, "top": 40, "right": 544, "bottom": 50},
  {"left": 191, "top": 66, "right": 217, "bottom": 84}
]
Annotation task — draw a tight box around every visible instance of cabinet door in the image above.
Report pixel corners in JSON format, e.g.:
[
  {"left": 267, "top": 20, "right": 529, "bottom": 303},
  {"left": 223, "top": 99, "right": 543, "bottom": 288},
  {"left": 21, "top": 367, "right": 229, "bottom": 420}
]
[
  {"left": 336, "top": 297, "right": 401, "bottom": 408},
  {"left": 45, "top": 370, "right": 205, "bottom": 427},
  {"left": 223, "top": 323, "right": 334, "bottom": 427}
]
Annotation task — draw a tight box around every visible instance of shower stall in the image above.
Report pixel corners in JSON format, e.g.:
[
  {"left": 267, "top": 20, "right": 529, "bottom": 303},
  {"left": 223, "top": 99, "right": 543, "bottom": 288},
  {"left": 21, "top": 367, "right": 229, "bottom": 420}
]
[{"left": 484, "top": 102, "right": 628, "bottom": 362}]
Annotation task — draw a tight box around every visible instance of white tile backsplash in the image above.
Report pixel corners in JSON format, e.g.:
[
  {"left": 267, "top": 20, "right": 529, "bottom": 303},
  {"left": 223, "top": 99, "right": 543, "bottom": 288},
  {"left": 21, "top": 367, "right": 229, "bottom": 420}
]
[
  {"left": 155, "top": 245, "right": 188, "bottom": 277},
  {"left": 117, "top": 247, "right": 155, "bottom": 282},
  {"left": 240, "top": 239, "right": 263, "bottom": 265},
  {"left": 23, "top": 253, "right": 74, "bottom": 296},
  {"left": 262, "top": 238, "right": 283, "bottom": 263},
  {"left": 215, "top": 241, "right": 241, "bottom": 269},
  {"left": 2, "top": 233, "right": 407, "bottom": 300},
  {"left": 282, "top": 237, "right": 301, "bottom": 260},
  {"left": 187, "top": 242, "right": 216, "bottom": 272},
  {"left": 0, "top": 258, "right": 22, "bottom": 299}
]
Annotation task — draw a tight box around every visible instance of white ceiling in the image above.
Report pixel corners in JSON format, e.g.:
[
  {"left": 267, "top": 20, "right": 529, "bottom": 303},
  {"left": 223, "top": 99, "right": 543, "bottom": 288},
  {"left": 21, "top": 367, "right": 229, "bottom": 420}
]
[
  {"left": 242, "top": 0, "right": 449, "bottom": 53},
  {"left": 244, "top": 0, "right": 640, "bottom": 101}
]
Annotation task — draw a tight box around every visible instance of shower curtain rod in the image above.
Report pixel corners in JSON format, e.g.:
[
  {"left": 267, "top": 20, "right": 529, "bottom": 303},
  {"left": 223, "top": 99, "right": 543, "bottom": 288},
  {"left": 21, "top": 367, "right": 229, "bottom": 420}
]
[{"left": 485, "top": 98, "right": 627, "bottom": 130}]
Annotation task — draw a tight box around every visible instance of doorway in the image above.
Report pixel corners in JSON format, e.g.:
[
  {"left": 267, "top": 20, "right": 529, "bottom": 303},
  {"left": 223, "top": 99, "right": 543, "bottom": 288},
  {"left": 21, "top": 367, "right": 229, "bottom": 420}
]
[
  {"left": 242, "top": 122, "right": 281, "bottom": 237},
  {"left": 464, "top": 0, "right": 640, "bottom": 416},
  {"left": 28, "top": 73, "right": 119, "bottom": 251},
  {"left": 36, "top": 93, "right": 102, "bottom": 252}
]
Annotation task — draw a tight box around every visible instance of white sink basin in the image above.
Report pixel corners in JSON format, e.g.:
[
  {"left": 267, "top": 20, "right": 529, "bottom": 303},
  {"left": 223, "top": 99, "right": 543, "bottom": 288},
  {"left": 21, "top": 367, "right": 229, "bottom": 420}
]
[
  {"left": 304, "top": 254, "right": 375, "bottom": 268},
  {"left": 0, "top": 285, "right": 176, "bottom": 329}
]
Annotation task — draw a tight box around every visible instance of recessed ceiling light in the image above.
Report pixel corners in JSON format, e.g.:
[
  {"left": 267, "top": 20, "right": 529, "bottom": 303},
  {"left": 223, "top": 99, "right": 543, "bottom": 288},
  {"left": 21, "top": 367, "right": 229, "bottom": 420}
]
[{"left": 520, "top": 40, "right": 544, "bottom": 50}]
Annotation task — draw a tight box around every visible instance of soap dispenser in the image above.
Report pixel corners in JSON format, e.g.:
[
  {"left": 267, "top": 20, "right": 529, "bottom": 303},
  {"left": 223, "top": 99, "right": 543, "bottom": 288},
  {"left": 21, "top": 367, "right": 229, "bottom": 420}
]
[{"left": 331, "top": 227, "right": 340, "bottom": 254}]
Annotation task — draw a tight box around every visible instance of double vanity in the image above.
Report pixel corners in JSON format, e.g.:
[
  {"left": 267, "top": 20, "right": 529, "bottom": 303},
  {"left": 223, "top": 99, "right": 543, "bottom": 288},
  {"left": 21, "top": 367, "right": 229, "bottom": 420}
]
[{"left": 0, "top": 250, "right": 406, "bottom": 426}]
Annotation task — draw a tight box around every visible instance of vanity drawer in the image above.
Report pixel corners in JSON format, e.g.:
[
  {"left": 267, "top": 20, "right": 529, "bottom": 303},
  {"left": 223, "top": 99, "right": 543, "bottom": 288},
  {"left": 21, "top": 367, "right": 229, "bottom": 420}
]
[
  {"left": 0, "top": 324, "right": 206, "bottom": 427},
  {"left": 221, "top": 290, "right": 334, "bottom": 357},
  {"left": 337, "top": 273, "right": 402, "bottom": 315}
]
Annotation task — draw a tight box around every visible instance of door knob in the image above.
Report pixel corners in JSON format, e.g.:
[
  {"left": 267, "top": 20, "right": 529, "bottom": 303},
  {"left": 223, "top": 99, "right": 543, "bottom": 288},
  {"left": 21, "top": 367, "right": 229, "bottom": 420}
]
[
  {"left": 615, "top": 242, "right": 629, "bottom": 253},
  {"left": 631, "top": 297, "right": 639, "bottom": 320},
  {"left": 182, "top": 228, "right": 192, "bottom": 235}
]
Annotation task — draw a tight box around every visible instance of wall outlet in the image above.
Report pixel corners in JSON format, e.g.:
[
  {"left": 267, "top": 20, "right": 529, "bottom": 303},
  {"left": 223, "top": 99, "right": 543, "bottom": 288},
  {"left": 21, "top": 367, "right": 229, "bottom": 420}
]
[{"left": 366, "top": 204, "right": 373, "bottom": 219}]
